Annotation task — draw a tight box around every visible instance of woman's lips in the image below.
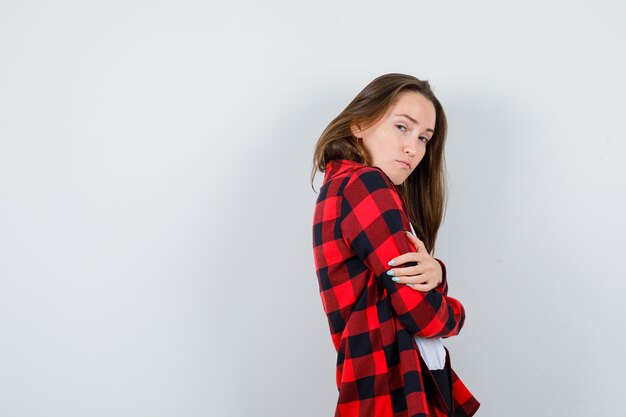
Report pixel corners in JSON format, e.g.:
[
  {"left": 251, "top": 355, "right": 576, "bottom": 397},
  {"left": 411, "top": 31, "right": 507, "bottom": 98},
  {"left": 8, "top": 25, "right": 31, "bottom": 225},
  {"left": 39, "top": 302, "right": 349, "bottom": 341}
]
[{"left": 397, "top": 160, "right": 411, "bottom": 169}]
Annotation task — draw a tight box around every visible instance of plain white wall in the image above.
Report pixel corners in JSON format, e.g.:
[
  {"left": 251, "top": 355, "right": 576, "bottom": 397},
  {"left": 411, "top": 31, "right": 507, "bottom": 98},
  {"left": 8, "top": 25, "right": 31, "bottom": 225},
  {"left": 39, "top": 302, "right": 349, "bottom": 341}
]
[{"left": 1, "top": 1, "right": 625, "bottom": 416}]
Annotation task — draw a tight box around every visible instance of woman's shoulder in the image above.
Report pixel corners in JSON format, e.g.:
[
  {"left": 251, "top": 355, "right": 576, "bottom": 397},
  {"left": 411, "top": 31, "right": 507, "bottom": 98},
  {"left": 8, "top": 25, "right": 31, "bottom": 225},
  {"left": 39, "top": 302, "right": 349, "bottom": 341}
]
[
  {"left": 324, "top": 159, "right": 395, "bottom": 190},
  {"left": 320, "top": 161, "right": 403, "bottom": 214}
]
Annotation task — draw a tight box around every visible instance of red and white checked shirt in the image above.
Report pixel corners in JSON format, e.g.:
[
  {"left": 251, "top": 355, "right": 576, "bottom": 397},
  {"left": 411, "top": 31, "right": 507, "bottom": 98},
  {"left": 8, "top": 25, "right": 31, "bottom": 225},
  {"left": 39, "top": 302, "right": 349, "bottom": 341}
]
[{"left": 312, "top": 159, "right": 480, "bottom": 417}]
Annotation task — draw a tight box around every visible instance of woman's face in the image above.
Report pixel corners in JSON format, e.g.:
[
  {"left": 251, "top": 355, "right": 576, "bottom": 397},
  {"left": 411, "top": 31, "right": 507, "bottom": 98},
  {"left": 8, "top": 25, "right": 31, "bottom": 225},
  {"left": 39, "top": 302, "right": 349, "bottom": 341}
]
[{"left": 351, "top": 91, "right": 436, "bottom": 185}]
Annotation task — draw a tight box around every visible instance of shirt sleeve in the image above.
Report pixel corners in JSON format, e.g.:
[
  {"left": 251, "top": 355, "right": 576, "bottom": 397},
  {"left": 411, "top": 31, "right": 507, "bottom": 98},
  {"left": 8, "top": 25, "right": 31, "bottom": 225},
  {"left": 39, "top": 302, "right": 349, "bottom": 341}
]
[{"left": 339, "top": 168, "right": 465, "bottom": 339}]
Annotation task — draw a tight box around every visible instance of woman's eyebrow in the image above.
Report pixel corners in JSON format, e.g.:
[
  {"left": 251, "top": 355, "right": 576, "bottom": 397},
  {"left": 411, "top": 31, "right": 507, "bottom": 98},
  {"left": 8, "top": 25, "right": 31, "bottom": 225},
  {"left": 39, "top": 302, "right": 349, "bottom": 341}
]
[{"left": 393, "top": 113, "right": 435, "bottom": 133}]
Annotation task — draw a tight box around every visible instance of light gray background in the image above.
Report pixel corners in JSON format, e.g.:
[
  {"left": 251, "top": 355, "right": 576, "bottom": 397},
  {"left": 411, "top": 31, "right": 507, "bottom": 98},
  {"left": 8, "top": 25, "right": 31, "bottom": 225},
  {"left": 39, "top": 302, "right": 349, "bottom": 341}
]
[{"left": 1, "top": 1, "right": 625, "bottom": 416}]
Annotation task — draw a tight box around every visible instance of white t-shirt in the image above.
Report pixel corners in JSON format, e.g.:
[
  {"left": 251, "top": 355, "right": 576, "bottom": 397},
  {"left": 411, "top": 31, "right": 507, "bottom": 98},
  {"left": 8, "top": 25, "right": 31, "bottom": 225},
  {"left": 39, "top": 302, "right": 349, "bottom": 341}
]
[{"left": 414, "top": 336, "right": 446, "bottom": 370}]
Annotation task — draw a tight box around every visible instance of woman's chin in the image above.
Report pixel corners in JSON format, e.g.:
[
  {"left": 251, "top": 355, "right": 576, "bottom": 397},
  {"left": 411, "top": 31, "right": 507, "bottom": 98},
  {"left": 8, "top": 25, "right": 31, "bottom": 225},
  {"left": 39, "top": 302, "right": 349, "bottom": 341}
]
[{"left": 389, "top": 172, "right": 408, "bottom": 185}]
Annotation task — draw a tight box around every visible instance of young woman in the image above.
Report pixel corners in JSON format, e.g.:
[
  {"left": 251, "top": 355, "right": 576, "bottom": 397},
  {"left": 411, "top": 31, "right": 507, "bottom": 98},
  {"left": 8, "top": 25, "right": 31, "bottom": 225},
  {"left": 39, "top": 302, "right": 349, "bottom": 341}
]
[{"left": 311, "top": 74, "right": 480, "bottom": 417}]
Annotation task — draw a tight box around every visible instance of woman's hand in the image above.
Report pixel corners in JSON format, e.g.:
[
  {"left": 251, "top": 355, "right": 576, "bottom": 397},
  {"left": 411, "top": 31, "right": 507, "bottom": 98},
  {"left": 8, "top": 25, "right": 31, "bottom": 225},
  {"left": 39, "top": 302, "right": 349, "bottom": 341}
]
[{"left": 386, "top": 232, "right": 443, "bottom": 292}]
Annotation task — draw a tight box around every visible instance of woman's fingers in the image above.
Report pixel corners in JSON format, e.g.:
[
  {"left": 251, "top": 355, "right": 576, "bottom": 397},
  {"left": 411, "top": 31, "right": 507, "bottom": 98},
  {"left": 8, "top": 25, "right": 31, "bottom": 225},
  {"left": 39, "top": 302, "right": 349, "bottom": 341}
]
[
  {"left": 405, "top": 231, "right": 426, "bottom": 251},
  {"left": 407, "top": 282, "right": 438, "bottom": 292},
  {"left": 390, "top": 274, "right": 419, "bottom": 284},
  {"left": 391, "top": 274, "right": 434, "bottom": 286},
  {"left": 387, "top": 251, "right": 427, "bottom": 267},
  {"left": 387, "top": 264, "right": 423, "bottom": 279},
  {"left": 391, "top": 270, "right": 438, "bottom": 291}
]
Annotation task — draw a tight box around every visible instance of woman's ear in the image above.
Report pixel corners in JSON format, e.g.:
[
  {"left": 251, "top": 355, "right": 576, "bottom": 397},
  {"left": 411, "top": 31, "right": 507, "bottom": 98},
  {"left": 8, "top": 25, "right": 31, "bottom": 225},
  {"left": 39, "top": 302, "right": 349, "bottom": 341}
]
[{"left": 350, "top": 123, "right": 362, "bottom": 139}]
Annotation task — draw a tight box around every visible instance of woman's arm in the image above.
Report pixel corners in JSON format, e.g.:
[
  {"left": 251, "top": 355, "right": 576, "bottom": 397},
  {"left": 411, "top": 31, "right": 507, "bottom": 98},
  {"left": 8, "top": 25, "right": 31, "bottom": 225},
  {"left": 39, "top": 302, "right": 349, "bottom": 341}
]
[{"left": 340, "top": 168, "right": 465, "bottom": 339}]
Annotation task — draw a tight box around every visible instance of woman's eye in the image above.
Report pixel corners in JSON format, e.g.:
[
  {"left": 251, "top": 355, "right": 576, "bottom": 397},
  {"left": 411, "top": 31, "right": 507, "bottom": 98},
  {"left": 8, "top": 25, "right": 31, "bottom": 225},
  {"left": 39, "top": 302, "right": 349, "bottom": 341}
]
[
  {"left": 395, "top": 124, "right": 407, "bottom": 132},
  {"left": 420, "top": 136, "right": 430, "bottom": 144}
]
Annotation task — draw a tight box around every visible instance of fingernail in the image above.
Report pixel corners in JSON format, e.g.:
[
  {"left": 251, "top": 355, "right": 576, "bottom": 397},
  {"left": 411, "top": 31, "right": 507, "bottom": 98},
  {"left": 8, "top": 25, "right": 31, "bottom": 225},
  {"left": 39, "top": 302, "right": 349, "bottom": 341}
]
[
  {"left": 406, "top": 283, "right": 413, "bottom": 287},
  {"left": 386, "top": 270, "right": 395, "bottom": 276},
  {"left": 391, "top": 277, "right": 400, "bottom": 283},
  {"left": 388, "top": 260, "right": 395, "bottom": 266},
  {"left": 405, "top": 231, "right": 413, "bottom": 235}
]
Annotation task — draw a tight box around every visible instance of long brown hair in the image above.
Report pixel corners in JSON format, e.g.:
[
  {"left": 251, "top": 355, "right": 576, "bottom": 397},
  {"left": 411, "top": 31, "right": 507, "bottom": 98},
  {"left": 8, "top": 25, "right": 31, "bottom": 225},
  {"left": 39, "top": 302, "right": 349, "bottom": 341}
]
[{"left": 311, "top": 73, "right": 448, "bottom": 254}]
